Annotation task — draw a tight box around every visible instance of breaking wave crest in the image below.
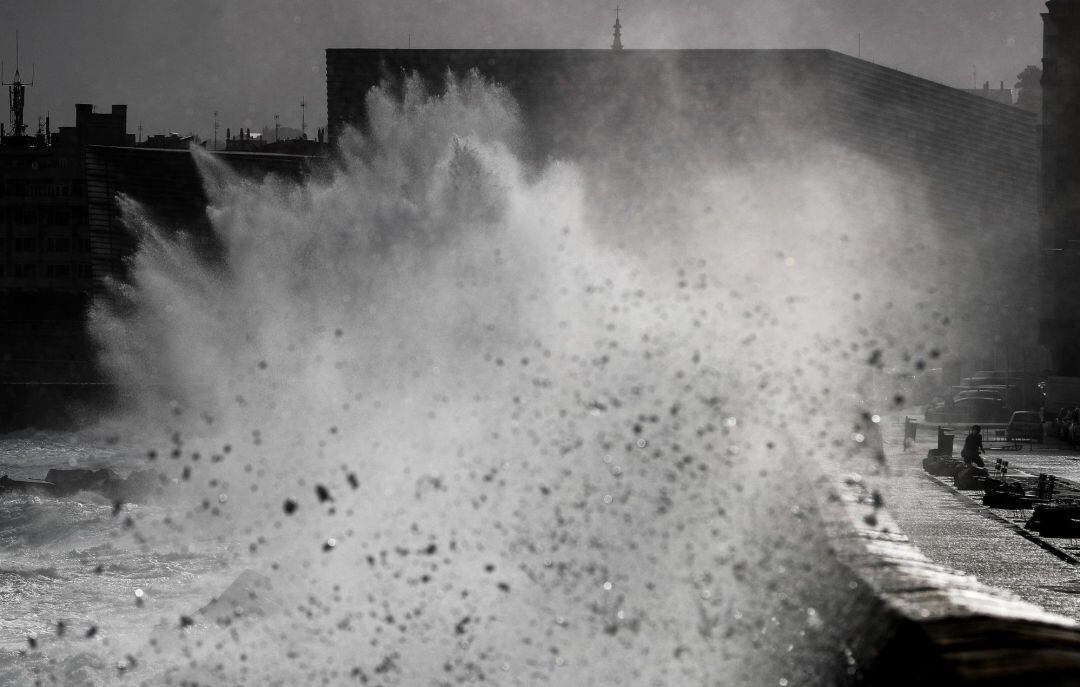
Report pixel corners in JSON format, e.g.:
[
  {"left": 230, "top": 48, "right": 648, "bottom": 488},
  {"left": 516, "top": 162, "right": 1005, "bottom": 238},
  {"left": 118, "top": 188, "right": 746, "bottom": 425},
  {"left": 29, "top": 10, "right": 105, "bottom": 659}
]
[{"left": 62, "top": 72, "right": 927, "bottom": 684}]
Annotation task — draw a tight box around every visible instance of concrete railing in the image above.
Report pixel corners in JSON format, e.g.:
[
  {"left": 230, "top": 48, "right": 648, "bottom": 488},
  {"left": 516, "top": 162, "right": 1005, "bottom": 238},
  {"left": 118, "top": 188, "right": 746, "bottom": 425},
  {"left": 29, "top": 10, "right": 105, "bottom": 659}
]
[{"left": 822, "top": 471, "right": 1080, "bottom": 685}]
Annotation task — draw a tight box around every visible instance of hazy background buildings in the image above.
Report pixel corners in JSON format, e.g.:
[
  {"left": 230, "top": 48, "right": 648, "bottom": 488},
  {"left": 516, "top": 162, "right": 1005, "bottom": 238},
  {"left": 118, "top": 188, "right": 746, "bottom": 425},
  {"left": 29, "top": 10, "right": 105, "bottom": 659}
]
[
  {"left": 0, "top": 0, "right": 1050, "bottom": 142},
  {"left": 0, "top": 1, "right": 1070, "bottom": 427}
]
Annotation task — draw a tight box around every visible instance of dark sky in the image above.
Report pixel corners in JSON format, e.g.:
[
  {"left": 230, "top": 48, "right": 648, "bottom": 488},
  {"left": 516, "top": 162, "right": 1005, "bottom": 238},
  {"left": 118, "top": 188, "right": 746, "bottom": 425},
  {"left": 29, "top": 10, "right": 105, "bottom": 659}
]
[{"left": 0, "top": 0, "right": 1047, "bottom": 140}]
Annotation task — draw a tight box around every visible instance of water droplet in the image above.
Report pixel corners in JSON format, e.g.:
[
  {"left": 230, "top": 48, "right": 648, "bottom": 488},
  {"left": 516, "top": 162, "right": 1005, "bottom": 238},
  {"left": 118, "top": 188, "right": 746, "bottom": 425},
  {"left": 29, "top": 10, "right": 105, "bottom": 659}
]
[
  {"left": 134, "top": 588, "right": 144, "bottom": 599},
  {"left": 724, "top": 416, "right": 738, "bottom": 428},
  {"left": 779, "top": 678, "right": 789, "bottom": 686},
  {"left": 602, "top": 581, "right": 613, "bottom": 591},
  {"left": 636, "top": 438, "right": 648, "bottom": 449},
  {"left": 218, "top": 493, "right": 228, "bottom": 503},
  {"left": 603, "top": 454, "right": 613, "bottom": 464},
  {"left": 852, "top": 433, "right": 865, "bottom": 443},
  {"left": 871, "top": 414, "right": 881, "bottom": 423},
  {"left": 602, "top": 494, "right": 613, "bottom": 504}
]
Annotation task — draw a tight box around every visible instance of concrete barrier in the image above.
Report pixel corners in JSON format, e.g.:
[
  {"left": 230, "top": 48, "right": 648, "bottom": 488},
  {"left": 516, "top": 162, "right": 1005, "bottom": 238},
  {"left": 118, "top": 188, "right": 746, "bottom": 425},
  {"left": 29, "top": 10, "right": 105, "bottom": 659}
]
[{"left": 824, "top": 472, "right": 1080, "bottom": 685}]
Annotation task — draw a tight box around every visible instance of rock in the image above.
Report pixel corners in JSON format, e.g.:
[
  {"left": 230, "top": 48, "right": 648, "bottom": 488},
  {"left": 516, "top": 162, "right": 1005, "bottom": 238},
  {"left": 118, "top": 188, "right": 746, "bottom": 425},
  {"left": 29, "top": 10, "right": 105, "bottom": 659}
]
[{"left": 43, "top": 468, "right": 119, "bottom": 496}]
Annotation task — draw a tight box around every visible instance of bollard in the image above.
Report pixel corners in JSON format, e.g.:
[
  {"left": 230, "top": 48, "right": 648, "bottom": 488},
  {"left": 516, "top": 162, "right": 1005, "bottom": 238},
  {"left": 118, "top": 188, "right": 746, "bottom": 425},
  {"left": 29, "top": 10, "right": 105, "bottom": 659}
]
[{"left": 937, "top": 426, "right": 954, "bottom": 456}]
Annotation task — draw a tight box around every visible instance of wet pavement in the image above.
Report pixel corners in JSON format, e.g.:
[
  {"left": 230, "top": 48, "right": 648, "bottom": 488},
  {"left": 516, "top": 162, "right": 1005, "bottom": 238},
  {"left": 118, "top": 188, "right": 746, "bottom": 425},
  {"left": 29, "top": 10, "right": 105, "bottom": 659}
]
[{"left": 881, "top": 417, "right": 1080, "bottom": 621}]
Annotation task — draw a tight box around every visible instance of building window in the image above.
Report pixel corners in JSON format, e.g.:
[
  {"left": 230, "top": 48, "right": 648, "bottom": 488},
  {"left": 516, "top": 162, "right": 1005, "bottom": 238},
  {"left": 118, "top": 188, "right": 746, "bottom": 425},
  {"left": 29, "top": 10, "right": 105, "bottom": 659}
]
[
  {"left": 46, "top": 264, "right": 71, "bottom": 278},
  {"left": 46, "top": 237, "right": 71, "bottom": 253},
  {"left": 14, "top": 237, "right": 37, "bottom": 252},
  {"left": 13, "top": 264, "right": 36, "bottom": 278},
  {"left": 75, "top": 263, "right": 92, "bottom": 279}
]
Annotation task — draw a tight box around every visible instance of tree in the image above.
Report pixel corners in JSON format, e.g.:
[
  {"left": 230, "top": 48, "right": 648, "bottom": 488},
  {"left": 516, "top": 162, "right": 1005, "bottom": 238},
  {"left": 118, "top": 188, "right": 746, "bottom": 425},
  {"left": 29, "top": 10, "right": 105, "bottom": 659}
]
[{"left": 1015, "top": 65, "right": 1042, "bottom": 114}]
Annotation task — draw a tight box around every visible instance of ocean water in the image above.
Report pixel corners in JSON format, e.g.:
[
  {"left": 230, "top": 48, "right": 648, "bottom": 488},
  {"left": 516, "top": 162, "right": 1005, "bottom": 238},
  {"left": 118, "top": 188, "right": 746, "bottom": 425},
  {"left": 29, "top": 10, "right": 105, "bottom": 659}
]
[{"left": 0, "top": 73, "right": 928, "bottom": 685}]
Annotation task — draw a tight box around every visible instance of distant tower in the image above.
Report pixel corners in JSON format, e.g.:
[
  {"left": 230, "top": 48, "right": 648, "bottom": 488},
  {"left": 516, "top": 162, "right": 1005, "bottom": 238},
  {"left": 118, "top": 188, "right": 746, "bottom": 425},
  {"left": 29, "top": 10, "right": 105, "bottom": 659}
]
[
  {"left": 611, "top": 6, "right": 623, "bottom": 50},
  {"left": 213, "top": 109, "right": 219, "bottom": 150},
  {"left": 2, "top": 31, "right": 33, "bottom": 137},
  {"left": 300, "top": 97, "right": 307, "bottom": 140}
]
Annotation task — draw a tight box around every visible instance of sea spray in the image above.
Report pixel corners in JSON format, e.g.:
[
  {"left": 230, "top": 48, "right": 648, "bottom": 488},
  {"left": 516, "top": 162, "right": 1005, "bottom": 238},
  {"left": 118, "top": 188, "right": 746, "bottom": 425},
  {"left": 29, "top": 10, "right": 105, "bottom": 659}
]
[{"left": 6, "top": 72, "right": 936, "bottom": 684}]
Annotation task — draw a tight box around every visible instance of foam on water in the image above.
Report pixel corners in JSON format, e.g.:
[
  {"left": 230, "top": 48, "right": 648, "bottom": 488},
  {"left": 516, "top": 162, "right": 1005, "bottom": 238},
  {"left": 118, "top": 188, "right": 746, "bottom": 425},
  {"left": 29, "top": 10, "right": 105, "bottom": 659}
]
[{"left": 1, "top": 73, "right": 948, "bottom": 685}]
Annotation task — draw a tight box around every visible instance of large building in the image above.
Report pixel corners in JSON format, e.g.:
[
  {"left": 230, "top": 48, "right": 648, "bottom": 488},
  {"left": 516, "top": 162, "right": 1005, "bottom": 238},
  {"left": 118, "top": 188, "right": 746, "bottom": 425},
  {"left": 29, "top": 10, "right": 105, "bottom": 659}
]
[
  {"left": 327, "top": 48, "right": 1041, "bottom": 378},
  {"left": 0, "top": 70, "right": 327, "bottom": 427},
  {"left": 1040, "top": 0, "right": 1080, "bottom": 373},
  {"left": 0, "top": 103, "right": 134, "bottom": 387}
]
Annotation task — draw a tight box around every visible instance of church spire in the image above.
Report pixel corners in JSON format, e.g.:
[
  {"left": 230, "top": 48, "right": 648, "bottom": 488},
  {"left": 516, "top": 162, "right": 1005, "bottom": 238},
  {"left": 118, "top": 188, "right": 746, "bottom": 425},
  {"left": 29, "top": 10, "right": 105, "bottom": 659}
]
[{"left": 611, "top": 6, "right": 623, "bottom": 50}]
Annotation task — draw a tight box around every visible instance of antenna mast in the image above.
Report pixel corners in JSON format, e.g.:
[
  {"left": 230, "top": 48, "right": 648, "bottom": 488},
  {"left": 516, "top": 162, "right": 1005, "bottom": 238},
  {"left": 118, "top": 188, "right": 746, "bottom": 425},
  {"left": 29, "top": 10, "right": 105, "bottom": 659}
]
[
  {"left": 300, "top": 97, "right": 306, "bottom": 139},
  {"left": 2, "top": 30, "right": 34, "bottom": 137},
  {"left": 611, "top": 6, "right": 623, "bottom": 50}
]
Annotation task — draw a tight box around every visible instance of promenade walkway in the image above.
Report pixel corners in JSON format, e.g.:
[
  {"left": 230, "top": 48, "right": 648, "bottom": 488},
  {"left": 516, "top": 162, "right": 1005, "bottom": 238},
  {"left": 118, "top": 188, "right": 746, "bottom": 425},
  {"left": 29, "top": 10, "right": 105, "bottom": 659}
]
[{"left": 881, "top": 417, "right": 1080, "bottom": 621}]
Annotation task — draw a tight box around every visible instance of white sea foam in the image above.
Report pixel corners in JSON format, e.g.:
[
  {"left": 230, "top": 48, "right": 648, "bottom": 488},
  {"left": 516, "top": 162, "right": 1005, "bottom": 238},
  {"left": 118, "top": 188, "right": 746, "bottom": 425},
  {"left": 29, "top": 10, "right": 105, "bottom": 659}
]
[{"left": 1, "top": 72, "right": 956, "bottom": 684}]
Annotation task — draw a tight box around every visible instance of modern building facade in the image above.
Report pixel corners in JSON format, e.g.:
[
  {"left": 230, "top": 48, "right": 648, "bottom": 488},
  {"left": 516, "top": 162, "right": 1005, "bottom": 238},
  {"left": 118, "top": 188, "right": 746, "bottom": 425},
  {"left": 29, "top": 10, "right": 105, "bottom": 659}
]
[
  {"left": 0, "top": 82, "right": 327, "bottom": 427},
  {"left": 0, "top": 103, "right": 134, "bottom": 386},
  {"left": 1040, "top": 0, "right": 1080, "bottom": 373}
]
